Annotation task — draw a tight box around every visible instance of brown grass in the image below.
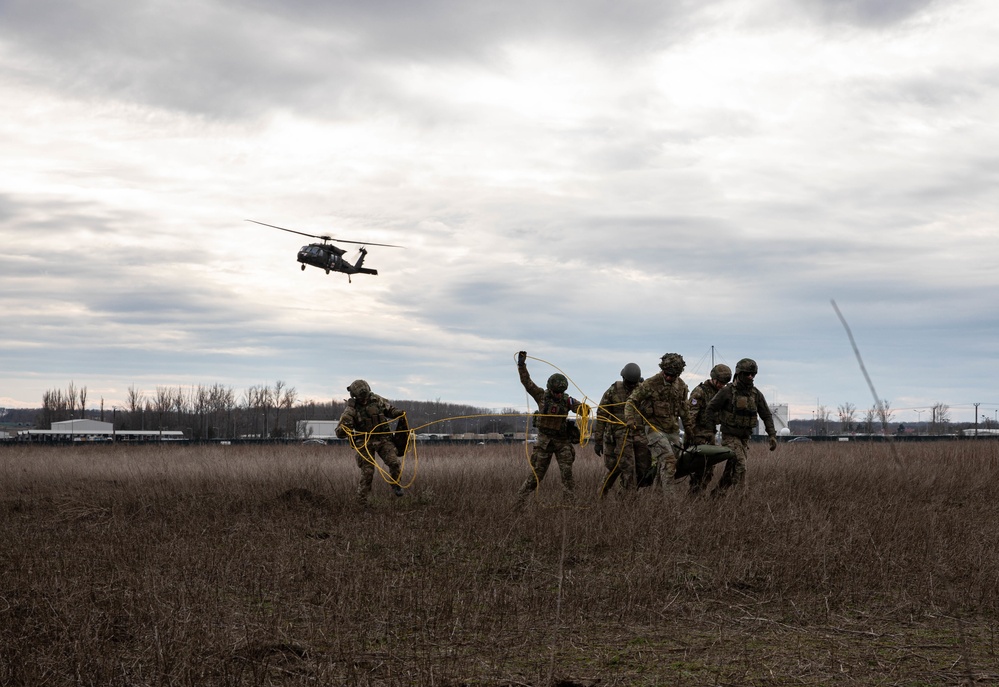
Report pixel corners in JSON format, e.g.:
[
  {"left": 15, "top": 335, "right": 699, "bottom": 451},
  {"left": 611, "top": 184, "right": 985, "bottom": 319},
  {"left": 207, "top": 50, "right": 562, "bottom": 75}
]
[{"left": 1, "top": 440, "right": 997, "bottom": 686}]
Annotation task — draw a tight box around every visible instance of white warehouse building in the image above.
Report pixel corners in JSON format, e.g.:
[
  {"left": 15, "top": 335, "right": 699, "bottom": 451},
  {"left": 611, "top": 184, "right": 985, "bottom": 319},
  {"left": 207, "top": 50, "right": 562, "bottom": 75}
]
[
  {"left": 297, "top": 420, "right": 340, "bottom": 440},
  {"left": 21, "top": 418, "right": 185, "bottom": 441}
]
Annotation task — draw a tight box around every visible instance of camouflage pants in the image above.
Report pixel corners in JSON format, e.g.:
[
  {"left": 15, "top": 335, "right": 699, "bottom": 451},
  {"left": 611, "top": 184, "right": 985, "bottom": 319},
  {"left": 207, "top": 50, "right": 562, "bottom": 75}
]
[
  {"left": 646, "top": 430, "right": 681, "bottom": 496},
  {"left": 353, "top": 437, "right": 402, "bottom": 503},
  {"left": 516, "top": 434, "right": 576, "bottom": 504},
  {"left": 600, "top": 428, "right": 652, "bottom": 495},
  {"left": 715, "top": 433, "right": 751, "bottom": 493}
]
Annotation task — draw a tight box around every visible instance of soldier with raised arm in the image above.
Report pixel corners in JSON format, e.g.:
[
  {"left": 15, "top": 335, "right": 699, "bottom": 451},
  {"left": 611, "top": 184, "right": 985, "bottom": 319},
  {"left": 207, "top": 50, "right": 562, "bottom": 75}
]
[{"left": 515, "top": 351, "right": 584, "bottom": 506}]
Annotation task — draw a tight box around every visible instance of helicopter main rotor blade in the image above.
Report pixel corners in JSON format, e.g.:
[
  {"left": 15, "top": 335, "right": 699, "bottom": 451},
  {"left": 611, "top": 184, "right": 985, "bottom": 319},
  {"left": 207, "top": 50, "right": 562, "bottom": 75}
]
[
  {"left": 246, "top": 219, "right": 331, "bottom": 241},
  {"left": 329, "top": 237, "right": 403, "bottom": 248},
  {"left": 246, "top": 219, "right": 403, "bottom": 248}
]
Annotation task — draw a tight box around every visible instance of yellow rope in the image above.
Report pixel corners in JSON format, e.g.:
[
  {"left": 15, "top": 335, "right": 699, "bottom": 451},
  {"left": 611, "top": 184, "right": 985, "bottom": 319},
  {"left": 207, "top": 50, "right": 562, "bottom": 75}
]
[
  {"left": 334, "top": 355, "right": 666, "bottom": 500},
  {"left": 339, "top": 414, "right": 417, "bottom": 489}
]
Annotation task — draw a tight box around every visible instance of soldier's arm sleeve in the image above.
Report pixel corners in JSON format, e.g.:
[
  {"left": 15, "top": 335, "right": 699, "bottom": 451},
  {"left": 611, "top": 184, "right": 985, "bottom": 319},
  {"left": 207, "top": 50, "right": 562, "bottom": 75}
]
[
  {"left": 386, "top": 402, "right": 404, "bottom": 420},
  {"left": 679, "top": 383, "right": 695, "bottom": 435},
  {"left": 624, "top": 386, "right": 645, "bottom": 427},
  {"left": 518, "top": 364, "right": 544, "bottom": 405},
  {"left": 687, "top": 387, "right": 703, "bottom": 426},
  {"left": 706, "top": 385, "right": 729, "bottom": 415},
  {"left": 593, "top": 387, "right": 615, "bottom": 442},
  {"left": 756, "top": 390, "right": 777, "bottom": 437},
  {"left": 335, "top": 408, "right": 355, "bottom": 439}
]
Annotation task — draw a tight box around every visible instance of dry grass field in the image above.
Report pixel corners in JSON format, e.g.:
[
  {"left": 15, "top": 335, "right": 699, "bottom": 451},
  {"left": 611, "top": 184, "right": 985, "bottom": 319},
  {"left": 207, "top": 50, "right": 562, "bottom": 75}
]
[{"left": 1, "top": 440, "right": 998, "bottom": 686}]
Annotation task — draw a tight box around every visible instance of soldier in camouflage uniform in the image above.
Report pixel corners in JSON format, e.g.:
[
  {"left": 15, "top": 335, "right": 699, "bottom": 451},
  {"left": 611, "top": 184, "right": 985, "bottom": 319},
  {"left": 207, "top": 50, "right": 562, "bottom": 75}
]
[
  {"left": 593, "top": 362, "right": 652, "bottom": 496},
  {"left": 686, "top": 363, "right": 732, "bottom": 494},
  {"left": 335, "top": 379, "right": 406, "bottom": 504},
  {"left": 515, "top": 351, "right": 584, "bottom": 506},
  {"left": 706, "top": 358, "right": 777, "bottom": 493},
  {"left": 624, "top": 353, "right": 694, "bottom": 496}
]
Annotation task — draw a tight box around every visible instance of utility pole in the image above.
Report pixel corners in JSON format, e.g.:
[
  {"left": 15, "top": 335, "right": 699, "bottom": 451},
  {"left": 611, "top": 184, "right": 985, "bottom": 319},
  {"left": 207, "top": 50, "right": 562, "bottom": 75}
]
[{"left": 974, "top": 402, "right": 980, "bottom": 437}]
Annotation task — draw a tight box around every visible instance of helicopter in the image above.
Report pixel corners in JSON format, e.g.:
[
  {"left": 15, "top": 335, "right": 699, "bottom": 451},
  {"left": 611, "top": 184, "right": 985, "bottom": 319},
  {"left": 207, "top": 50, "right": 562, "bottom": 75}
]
[{"left": 247, "top": 219, "right": 402, "bottom": 282}]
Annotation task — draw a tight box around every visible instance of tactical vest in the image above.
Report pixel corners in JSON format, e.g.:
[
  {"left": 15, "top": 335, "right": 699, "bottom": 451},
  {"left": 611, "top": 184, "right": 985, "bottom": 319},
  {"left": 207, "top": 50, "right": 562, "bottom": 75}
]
[
  {"left": 721, "top": 385, "right": 759, "bottom": 434},
  {"left": 533, "top": 392, "right": 570, "bottom": 435},
  {"left": 350, "top": 397, "right": 392, "bottom": 433}
]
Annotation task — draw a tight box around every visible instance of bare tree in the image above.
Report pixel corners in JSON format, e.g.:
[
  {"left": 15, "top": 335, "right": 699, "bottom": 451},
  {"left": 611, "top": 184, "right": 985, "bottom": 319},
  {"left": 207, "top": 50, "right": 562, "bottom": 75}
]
[
  {"left": 876, "top": 399, "right": 894, "bottom": 434},
  {"left": 173, "top": 387, "right": 187, "bottom": 430},
  {"left": 272, "top": 381, "right": 286, "bottom": 437},
  {"left": 154, "top": 386, "right": 173, "bottom": 431},
  {"left": 816, "top": 405, "right": 831, "bottom": 435},
  {"left": 837, "top": 402, "right": 856, "bottom": 434},
  {"left": 78, "top": 385, "right": 87, "bottom": 419},
  {"left": 244, "top": 384, "right": 273, "bottom": 438},
  {"left": 193, "top": 385, "right": 210, "bottom": 439},
  {"left": 863, "top": 407, "right": 876, "bottom": 435},
  {"left": 930, "top": 402, "right": 950, "bottom": 434},
  {"left": 127, "top": 385, "right": 145, "bottom": 430},
  {"left": 66, "top": 381, "right": 78, "bottom": 419},
  {"left": 39, "top": 388, "right": 69, "bottom": 427},
  {"left": 280, "top": 385, "right": 298, "bottom": 437}
]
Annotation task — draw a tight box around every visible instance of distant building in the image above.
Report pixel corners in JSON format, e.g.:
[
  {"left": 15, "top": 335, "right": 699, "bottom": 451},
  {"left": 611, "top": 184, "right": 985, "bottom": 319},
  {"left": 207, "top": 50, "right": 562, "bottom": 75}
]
[
  {"left": 20, "top": 418, "right": 185, "bottom": 442},
  {"left": 759, "top": 404, "right": 790, "bottom": 436},
  {"left": 297, "top": 420, "right": 340, "bottom": 440}
]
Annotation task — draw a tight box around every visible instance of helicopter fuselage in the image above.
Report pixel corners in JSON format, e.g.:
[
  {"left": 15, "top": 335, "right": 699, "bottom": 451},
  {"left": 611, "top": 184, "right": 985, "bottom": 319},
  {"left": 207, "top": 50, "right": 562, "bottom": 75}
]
[{"left": 297, "top": 243, "right": 377, "bottom": 276}]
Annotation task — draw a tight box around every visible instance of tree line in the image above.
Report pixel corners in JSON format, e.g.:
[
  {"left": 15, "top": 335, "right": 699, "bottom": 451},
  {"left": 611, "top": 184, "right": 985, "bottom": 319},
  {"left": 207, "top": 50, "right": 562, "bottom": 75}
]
[
  {"left": 803, "top": 400, "right": 952, "bottom": 435},
  {"left": 33, "top": 381, "right": 529, "bottom": 440}
]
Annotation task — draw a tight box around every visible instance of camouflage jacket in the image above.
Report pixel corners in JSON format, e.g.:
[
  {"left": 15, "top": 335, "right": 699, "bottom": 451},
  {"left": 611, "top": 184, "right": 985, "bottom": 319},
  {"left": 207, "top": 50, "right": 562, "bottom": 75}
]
[
  {"left": 687, "top": 379, "right": 720, "bottom": 445},
  {"left": 336, "top": 393, "right": 403, "bottom": 438},
  {"left": 518, "top": 365, "right": 581, "bottom": 437},
  {"left": 593, "top": 380, "right": 641, "bottom": 444},
  {"left": 624, "top": 371, "right": 692, "bottom": 435},
  {"left": 706, "top": 381, "right": 776, "bottom": 439}
]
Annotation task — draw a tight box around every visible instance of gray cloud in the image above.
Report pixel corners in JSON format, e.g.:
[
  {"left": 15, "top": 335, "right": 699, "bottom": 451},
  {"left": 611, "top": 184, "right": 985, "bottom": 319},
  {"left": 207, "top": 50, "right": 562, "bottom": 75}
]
[
  {"left": 792, "top": 0, "right": 943, "bottom": 27},
  {"left": 0, "top": 0, "right": 706, "bottom": 120}
]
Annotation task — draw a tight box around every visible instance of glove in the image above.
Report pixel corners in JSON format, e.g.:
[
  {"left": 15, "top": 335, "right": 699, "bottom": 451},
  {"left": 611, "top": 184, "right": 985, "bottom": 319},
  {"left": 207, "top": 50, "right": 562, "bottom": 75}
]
[
  {"left": 593, "top": 441, "right": 603, "bottom": 456},
  {"left": 517, "top": 350, "right": 527, "bottom": 366},
  {"left": 769, "top": 435, "right": 778, "bottom": 451}
]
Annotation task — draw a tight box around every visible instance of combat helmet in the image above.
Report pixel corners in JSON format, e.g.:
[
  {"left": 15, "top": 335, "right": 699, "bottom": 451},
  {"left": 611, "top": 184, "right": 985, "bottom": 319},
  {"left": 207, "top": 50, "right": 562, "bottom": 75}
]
[
  {"left": 710, "top": 363, "right": 732, "bottom": 384},
  {"left": 620, "top": 362, "right": 642, "bottom": 384},
  {"left": 347, "top": 379, "right": 371, "bottom": 399},
  {"left": 547, "top": 373, "right": 569, "bottom": 393},
  {"left": 734, "top": 358, "right": 758, "bottom": 376},
  {"left": 659, "top": 353, "right": 686, "bottom": 376}
]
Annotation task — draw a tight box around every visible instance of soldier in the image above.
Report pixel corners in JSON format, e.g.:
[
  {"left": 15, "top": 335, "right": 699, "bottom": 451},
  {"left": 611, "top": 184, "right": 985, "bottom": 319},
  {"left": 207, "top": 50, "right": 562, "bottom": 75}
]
[
  {"left": 593, "top": 362, "right": 652, "bottom": 496},
  {"left": 706, "top": 358, "right": 778, "bottom": 493},
  {"left": 335, "top": 379, "right": 406, "bottom": 504},
  {"left": 515, "top": 351, "right": 585, "bottom": 506},
  {"left": 685, "top": 363, "right": 732, "bottom": 494},
  {"left": 624, "top": 352, "right": 694, "bottom": 496}
]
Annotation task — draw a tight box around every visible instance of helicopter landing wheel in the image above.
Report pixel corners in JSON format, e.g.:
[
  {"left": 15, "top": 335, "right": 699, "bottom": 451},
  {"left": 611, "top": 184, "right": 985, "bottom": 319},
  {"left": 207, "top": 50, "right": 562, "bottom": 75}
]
[{"left": 301, "top": 264, "right": 306, "bottom": 271}]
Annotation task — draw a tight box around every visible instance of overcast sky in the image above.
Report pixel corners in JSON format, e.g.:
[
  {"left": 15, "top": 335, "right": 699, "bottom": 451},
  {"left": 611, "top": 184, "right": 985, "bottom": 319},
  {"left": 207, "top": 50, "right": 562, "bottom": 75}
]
[{"left": 2, "top": 0, "right": 997, "bottom": 425}]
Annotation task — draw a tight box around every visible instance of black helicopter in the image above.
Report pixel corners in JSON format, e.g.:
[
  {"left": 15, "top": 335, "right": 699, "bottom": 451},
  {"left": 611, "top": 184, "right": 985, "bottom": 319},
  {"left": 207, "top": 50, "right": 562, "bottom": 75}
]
[{"left": 247, "top": 219, "right": 401, "bottom": 282}]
